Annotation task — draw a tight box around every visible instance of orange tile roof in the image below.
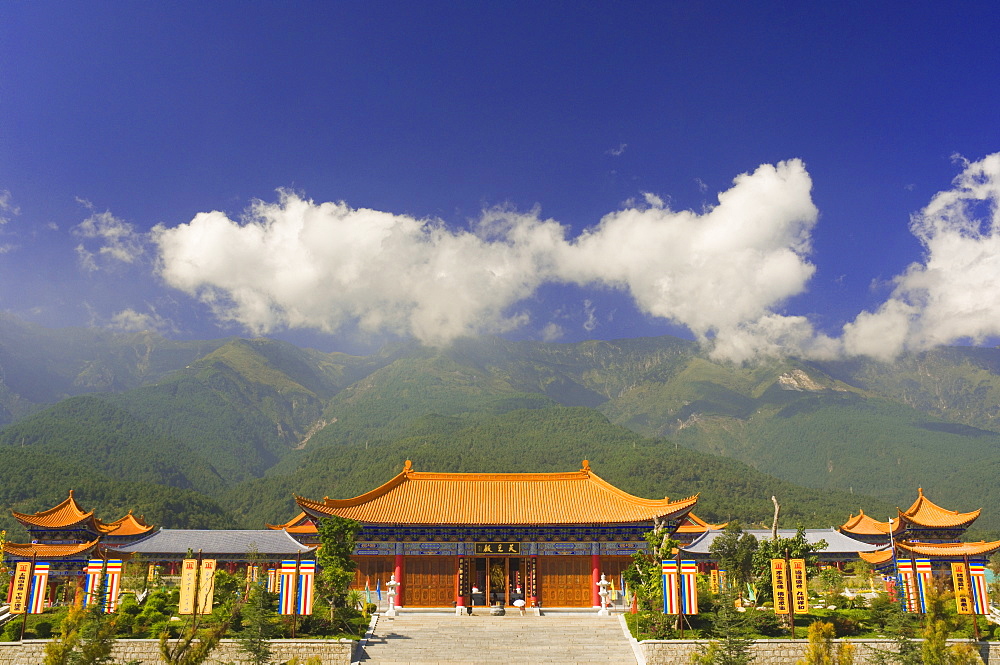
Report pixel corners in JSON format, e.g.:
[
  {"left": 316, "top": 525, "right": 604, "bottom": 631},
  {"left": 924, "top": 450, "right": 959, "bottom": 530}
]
[
  {"left": 2, "top": 539, "right": 100, "bottom": 559},
  {"left": 675, "top": 512, "right": 726, "bottom": 534},
  {"left": 98, "top": 511, "right": 155, "bottom": 536},
  {"left": 840, "top": 509, "right": 904, "bottom": 536},
  {"left": 266, "top": 512, "right": 314, "bottom": 531},
  {"left": 897, "top": 540, "right": 1000, "bottom": 558},
  {"left": 858, "top": 549, "right": 894, "bottom": 565},
  {"left": 296, "top": 460, "right": 698, "bottom": 526},
  {"left": 11, "top": 491, "right": 98, "bottom": 530},
  {"left": 899, "top": 488, "right": 980, "bottom": 529}
]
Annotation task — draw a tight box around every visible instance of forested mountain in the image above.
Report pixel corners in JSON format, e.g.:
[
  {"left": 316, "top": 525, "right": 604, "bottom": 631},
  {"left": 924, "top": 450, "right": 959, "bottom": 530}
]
[{"left": 0, "top": 316, "right": 997, "bottom": 538}]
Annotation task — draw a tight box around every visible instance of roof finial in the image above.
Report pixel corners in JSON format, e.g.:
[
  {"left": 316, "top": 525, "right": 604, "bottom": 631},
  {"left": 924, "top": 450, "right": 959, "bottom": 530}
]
[
  {"left": 403, "top": 459, "right": 413, "bottom": 474},
  {"left": 69, "top": 489, "right": 74, "bottom": 497},
  {"left": 581, "top": 459, "right": 591, "bottom": 473}
]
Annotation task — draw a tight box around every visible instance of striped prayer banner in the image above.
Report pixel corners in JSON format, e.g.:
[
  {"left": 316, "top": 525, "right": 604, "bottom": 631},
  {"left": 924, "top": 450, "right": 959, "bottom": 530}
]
[
  {"left": 915, "top": 559, "right": 933, "bottom": 614},
  {"left": 104, "top": 560, "right": 123, "bottom": 613},
  {"left": 278, "top": 560, "right": 299, "bottom": 615},
  {"left": 29, "top": 563, "right": 50, "bottom": 614},
  {"left": 297, "top": 560, "right": 315, "bottom": 615},
  {"left": 970, "top": 563, "right": 990, "bottom": 615},
  {"left": 661, "top": 560, "right": 679, "bottom": 615},
  {"left": 267, "top": 568, "right": 277, "bottom": 593},
  {"left": 680, "top": 560, "right": 698, "bottom": 615},
  {"left": 83, "top": 559, "right": 104, "bottom": 609},
  {"left": 896, "top": 559, "right": 921, "bottom": 613}
]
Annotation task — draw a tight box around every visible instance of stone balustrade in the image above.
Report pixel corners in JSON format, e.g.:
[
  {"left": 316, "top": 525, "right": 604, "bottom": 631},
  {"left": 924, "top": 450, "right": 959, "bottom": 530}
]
[
  {"left": 0, "top": 637, "right": 354, "bottom": 665},
  {"left": 641, "top": 638, "right": 1000, "bottom": 665}
]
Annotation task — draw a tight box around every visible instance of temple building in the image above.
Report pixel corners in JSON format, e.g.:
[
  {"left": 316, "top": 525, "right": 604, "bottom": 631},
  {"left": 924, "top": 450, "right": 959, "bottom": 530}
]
[
  {"left": 681, "top": 528, "right": 878, "bottom": 565},
  {"left": 839, "top": 488, "right": 981, "bottom": 546},
  {"left": 2, "top": 492, "right": 155, "bottom": 606},
  {"left": 272, "top": 460, "right": 697, "bottom": 609},
  {"left": 841, "top": 489, "right": 999, "bottom": 571}
]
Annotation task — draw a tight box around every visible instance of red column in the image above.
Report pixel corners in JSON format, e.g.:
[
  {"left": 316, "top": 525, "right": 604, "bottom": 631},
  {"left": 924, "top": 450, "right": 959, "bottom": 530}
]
[
  {"left": 591, "top": 554, "right": 601, "bottom": 608},
  {"left": 394, "top": 554, "right": 404, "bottom": 607},
  {"left": 530, "top": 555, "right": 538, "bottom": 607}
]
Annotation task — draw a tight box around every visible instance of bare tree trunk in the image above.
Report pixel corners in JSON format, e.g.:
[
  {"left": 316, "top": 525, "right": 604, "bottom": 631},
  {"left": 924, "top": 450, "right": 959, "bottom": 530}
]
[{"left": 771, "top": 496, "right": 780, "bottom": 540}]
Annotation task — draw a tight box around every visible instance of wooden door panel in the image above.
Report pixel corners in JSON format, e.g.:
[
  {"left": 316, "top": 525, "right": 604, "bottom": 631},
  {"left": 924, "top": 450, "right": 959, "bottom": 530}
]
[
  {"left": 405, "top": 556, "right": 454, "bottom": 607},
  {"left": 539, "top": 556, "right": 590, "bottom": 607}
]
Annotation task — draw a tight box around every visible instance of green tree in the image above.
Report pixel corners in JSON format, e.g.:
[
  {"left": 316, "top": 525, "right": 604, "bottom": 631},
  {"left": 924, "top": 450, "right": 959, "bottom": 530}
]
[
  {"left": 315, "top": 515, "right": 362, "bottom": 618},
  {"left": 691, "top": 588, "right": 756, "bottom": 665},
  {"left": 236, "top": 585, "right": 278, "bottom": 665},
  {"left": 623, "top": 526, "right": 679, "bottom": 612},
  {"left": 751, "top": 528, "right": 826, "bottom": 602},
  {"left": 44, "top": 603, "right": 117, "bottom": 665},
  {"left": 709, "top": 521, "right": 758, "bottom": 600}
]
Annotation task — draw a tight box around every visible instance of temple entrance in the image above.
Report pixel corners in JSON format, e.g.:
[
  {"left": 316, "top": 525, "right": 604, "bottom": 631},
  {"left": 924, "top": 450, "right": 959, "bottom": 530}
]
[
  {"left": 538, "top": 556, "right": 590, "bottom": 607},
  {"left": 472, "top": 557, "right": 524, "bottom": 606}
]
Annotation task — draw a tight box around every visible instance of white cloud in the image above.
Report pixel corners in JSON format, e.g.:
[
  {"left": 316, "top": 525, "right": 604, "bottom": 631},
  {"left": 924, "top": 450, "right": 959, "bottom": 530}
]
[
  {"left": 842, "top": 152, "right": 1000, "bottom": 359},
  {"left": 153, "top": 161, "right": 823, "bottom": 360},
  {"left": 73, "top": 200, "right": 144, "bottom": 271},
  {"left": 606, "top": 143, "right": 627, "bottom": 157},
  {"left": 0, "top": 190, "right": 20, "bottom": 225},
  {"left": 540, "top": 322, "right": 564, "bottom": 342},
  {"left": 107, "top": 308, "right": 174, "bottom": 335},
  {"left": 582, "top": 300, "right": 598, "bottom": 332}
]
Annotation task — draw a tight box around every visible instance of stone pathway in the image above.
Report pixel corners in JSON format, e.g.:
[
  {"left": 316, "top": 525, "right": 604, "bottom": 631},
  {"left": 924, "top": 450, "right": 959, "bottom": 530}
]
[{"left": 353, "top": 610, "right": 638, "bottom": 664}]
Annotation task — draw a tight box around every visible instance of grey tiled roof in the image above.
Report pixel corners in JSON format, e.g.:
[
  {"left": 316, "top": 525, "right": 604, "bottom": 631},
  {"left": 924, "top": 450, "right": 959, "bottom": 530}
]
[
  {"left": 681, "top": 528, "right": 877, "bottom": 556},
  {"left": 111, "top": 529, "right": 315, "bottom": 558}
]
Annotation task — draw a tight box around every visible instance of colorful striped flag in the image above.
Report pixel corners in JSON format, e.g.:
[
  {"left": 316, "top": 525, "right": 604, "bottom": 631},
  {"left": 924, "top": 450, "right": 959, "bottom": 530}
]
[
  {"left": 970, "top": 562, "right": 990, "bottom": 615},
  {"left": 661, "top": 560, "right": 679, "bottom": 614},
  {"left": 83, "top": 559, "right": 104, "bottom": 609},
  {"left": 278, "top": 560, "right": 298, "bottom": 615},
  {"left": 105, "top": 560, "right": 123, "bottom": 613},
  {"left": 296, "top": 560, "right": 315, "bottom": 615},
  {"left": 29, "top": 563, "right": 49, "bottom": 614},
  {"left": 680, "top": 560, "right": 699, "bottom": 615}
]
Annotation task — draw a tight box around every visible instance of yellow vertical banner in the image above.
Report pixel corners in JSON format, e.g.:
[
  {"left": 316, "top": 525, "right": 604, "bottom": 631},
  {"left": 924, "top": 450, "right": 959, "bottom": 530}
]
[
  {"left": 952, "top": 563, "right": 973, "bottom": 615},
  {"left": 9, "top": 562, "right": 32, "bottom": 614},
  {"left": 710, "top": 569, "right": 719, "bottom": 593},
  {"left": 178, "top": 559, "right": 199, "bottom": 614},
  {"left": 790, "top": 559, "right": 808, "bottom": 614},
  {"left": 147, "top": 563, "right": 156, "bottom": 583},
  {"left": 197, "top": 560, "right": 217, "bottom": 614},
  {"left": 771, "top": 559, "right": 789, "bottom": 614}
]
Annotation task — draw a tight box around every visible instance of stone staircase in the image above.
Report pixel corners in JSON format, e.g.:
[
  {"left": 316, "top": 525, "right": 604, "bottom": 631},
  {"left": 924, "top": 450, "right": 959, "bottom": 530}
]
[{"left": 353, "top": 610, "right": 639, "bottom": 664}]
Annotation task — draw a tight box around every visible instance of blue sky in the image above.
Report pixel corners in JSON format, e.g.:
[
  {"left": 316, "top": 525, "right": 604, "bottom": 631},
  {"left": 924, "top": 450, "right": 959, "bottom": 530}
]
[{"left": 2, "top": 2, "right": 999, "bottom": 360}]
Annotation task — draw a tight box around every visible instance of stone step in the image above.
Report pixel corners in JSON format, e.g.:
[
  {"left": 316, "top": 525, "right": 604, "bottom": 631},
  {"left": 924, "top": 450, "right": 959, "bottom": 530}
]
[{"left": 354, "top": 612, "right": 638, "bottom": 664}]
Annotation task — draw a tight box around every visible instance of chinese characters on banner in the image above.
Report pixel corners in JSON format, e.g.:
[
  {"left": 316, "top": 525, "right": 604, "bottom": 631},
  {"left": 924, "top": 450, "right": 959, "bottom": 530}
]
[
  {"left": 790, "top": 559, "right": 808, "bottom": 614},
  {"left": 197, "top": 559, "right": 216, "bottom": 615},
  {"left": 9, "top": 562, "right": 32, "bottom": 614},
  {"left": 771, "top": 559, "right": 789, "bottom": 614},
  {"left": 952, "top": 563, "right": 973, "bottom": 615},
  {"left": 178, "top": 559, "right": 199, "bottom": 614}
]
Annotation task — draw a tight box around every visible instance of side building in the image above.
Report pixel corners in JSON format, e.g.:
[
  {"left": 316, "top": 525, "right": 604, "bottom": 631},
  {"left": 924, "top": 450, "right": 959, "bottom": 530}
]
[{"left": 270, "top": 460, "right": 697, "bottom": 609}]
